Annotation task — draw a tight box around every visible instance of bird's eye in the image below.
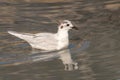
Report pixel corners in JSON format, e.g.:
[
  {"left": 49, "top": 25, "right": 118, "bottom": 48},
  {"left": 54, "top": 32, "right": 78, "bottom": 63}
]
[{"left": 66, "top": 24, "right": 69, "bottom": 26}]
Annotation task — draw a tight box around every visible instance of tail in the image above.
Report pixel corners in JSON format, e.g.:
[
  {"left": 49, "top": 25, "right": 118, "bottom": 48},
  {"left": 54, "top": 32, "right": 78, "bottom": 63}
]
[{"left": 8, "top": 31, "right": 33, "bottom": 40}]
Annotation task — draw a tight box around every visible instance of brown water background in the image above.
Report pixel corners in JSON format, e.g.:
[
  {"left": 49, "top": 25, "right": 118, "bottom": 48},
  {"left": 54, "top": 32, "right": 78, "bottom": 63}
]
[{"left": 0, "top": 0, "right": 120, "bottom": 80}]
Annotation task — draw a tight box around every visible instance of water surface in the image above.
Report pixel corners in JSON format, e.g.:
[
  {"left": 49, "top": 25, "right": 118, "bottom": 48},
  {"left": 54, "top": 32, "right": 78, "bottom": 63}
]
[{"left": 0, "top": 0, "right": 120, "bottom": 80}]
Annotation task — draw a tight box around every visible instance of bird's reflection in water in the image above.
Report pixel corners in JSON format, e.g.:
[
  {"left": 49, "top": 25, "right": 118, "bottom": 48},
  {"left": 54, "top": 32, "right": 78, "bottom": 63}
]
[
  {"left": 30, "top": 40, "right": 90, "bottom": 71},
  {"left": 58, "top": 48, "right": 78, "bottom": 71},
  {"left": 24, "top": 40, "right": 90, "bottom": 71},
  {"left": 31, "top": 48, "right": 79, "bottom": 71},
  {"left": 0, "top": 40, "right": 90, "bottom": 72}
]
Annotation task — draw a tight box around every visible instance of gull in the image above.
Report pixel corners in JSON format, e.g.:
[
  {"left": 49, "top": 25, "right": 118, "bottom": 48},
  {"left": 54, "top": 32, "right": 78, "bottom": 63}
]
[{"left": 8, "top": 20, "right": 78, "bottom": 51}]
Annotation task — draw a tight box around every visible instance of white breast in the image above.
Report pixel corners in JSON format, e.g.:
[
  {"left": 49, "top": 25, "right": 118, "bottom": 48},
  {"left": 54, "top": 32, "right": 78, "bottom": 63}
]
[{"left": 57, "top": 30, "right": 69, "bottom": 50}]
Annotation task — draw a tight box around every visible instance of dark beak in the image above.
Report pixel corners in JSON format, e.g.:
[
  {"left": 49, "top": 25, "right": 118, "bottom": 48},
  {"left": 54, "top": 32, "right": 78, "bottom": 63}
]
[{"left": 72, "top": 26, "right": 79, "bottom": 30}]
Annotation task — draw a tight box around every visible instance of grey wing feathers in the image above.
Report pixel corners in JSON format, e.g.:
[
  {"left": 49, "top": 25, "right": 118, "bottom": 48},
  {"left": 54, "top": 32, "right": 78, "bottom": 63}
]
[
  {"left": 8, "top": 31, "right": 35, "bottom": 40},
  {"left": 8, "top": 31, "right": 58, "bottom": 50}
]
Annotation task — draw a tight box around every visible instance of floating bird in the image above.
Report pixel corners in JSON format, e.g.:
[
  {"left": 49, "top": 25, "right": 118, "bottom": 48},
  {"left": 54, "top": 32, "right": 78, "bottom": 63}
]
[{"left": 8, "top": 20, "right": 78, "bottom": 51}]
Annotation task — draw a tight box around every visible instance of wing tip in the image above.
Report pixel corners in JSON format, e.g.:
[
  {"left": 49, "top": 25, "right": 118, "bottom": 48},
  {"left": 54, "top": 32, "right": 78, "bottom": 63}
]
[
  {"left": 8, "top": 31, "right": 18, "bottom": 35},
  {"left": 8, "top": 30, "right": 13, "bottom": 34}
]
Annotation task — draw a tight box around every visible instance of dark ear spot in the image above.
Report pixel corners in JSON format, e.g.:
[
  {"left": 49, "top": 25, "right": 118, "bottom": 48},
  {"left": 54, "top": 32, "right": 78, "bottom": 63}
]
[{"left": 61, "top": 26, "right": 63, "bottom": 29}]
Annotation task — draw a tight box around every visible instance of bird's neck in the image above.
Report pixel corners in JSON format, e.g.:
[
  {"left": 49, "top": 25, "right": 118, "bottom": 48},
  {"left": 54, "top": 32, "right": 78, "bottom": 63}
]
[
  {"left": 57, "top": 29, "right": 69, "bottom": 50},
  {"left": 57, "top": 29, "right": 69, "bottom": 38}
]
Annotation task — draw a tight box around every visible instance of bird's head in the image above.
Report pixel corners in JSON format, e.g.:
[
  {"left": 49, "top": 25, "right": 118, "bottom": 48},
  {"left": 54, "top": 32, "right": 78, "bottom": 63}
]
[{"left": 58, "top": 20, "right": 78, "bottom": 31}]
